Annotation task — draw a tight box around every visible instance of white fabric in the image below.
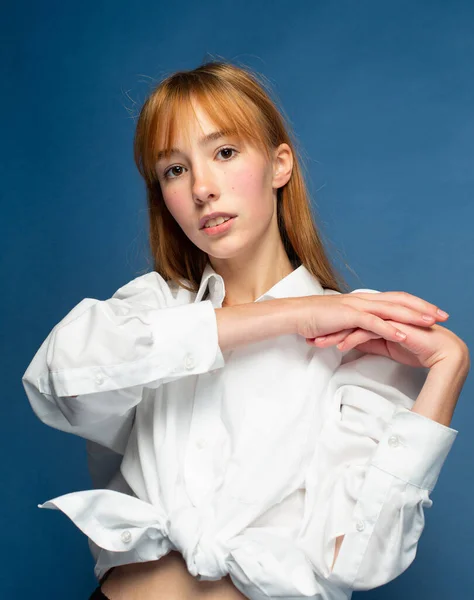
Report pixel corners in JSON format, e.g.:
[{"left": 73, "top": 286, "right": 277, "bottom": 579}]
[{"left": 22, "top": 262, "right": 458, "bottom": 599}]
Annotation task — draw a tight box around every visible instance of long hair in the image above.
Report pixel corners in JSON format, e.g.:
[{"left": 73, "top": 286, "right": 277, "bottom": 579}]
[{"left": 133, "top": 59, "right": 353, "bottom": 294}]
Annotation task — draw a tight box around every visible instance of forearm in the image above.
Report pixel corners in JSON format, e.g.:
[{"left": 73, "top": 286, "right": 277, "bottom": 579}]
[
  {"left": 214, "top": 298, "right": 297, "bottom": 353},
  {"left": 410, "top": 353, "right": 470, "bottom": 427}
]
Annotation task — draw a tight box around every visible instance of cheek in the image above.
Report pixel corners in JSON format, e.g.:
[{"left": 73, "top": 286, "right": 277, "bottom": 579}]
[
  {"left": 163, "top": 191, "right": 189, "bottom": 223},
  {"left": 231, "top": 168, "right": 270, "bottom": 218}
]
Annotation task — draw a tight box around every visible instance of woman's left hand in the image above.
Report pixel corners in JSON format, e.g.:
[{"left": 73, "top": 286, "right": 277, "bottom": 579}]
[{"left": 311, "top": 320, "right": 469, "bottom": 370}]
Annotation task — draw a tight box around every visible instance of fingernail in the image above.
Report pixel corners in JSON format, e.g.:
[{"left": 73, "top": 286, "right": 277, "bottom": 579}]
[
  {"left": 396, "top": 331, "right": 407, "bottom": 339},
  {"left": 437, "top": 309, "right": 449, "bottom": 318},
  {"left": 314, "top": 336, "right": 327, "bottom": 342}
]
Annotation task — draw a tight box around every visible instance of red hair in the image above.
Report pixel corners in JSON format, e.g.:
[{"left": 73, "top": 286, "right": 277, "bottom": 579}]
[{"left": 133, "top": 59, "right": 352, "bottom": 294}]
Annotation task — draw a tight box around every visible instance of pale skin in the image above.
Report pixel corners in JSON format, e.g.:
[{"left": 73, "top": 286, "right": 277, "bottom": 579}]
[{"left": 101, "top": 99, "right": 470, "bottom": 597}]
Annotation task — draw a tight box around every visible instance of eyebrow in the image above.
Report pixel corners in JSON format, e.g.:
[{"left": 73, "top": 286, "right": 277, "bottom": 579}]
[{"left": 156, "top": 128, "right": 237, "bottom": 162}]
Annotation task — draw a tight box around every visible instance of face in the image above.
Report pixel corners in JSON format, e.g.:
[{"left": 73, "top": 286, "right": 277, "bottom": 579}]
[{"left": 154, "top": 100, "right": 292, "bottom": 262}]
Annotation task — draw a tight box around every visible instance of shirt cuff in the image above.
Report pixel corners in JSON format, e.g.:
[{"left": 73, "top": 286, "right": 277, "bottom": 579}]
[
  {"left": 370, "top": 404, "right": 458, "bottom": 491},
  {"left": 47, "top": 300, "right": 225, "bottom": 397}
]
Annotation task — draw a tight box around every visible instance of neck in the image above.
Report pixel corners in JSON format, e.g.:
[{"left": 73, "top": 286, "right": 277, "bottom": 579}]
[{"left": 209, "top": 239, "right": 294, "bottom": 307}]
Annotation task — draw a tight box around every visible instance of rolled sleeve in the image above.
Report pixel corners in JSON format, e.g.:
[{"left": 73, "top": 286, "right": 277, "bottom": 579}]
[
  {"left": 22, "top": 271, "right": 225, "bottom": 451},
  {"left": 371, "top": 405, "right": 458, "bottom": 491},
  {"left": 46, "top": 299, "right": 224, "bottom": 397},
  {"left": 298, "top": 349, "right": 459, "bottom": 591}
]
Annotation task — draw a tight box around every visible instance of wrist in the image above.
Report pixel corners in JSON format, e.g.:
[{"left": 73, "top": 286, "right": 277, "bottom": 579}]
[
  {"left": 411, "top": 353, "right": 469, "bottom": 427},
  {"left": 285, "top": 296, "right": 309, "bottom": 336},
  {"left": 268, "top": 297, "right": 302, "bottom": 336},
  {"left": 432, "top": 345, "right": 470, "bottom": 375}
]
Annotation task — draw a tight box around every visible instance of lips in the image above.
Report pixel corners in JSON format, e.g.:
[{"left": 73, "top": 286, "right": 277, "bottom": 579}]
[
  {"left": 202, "top": 216, "right": 234, "bottom": 230},
  {"left": 201, "top": 215, "right": 237, "bottom": 236},
  {"left": 199, "top": 213, "right": 237, "bottom": 229}
]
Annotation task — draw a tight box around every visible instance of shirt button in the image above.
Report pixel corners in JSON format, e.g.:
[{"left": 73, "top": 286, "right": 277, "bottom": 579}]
[
  {"left": 388, "top": 435, "right": 400, "bottom": 448},
  {"left": 195, "top": 438, "right": 207, "bottom": 449},
  {"left": 355, "top": 520, "right": 365, "bottom": 532},
  {"left": 95, "top": 373, "right": 105, "bottom": 385},
  {"left": 121, "top": 530, "right": 132, "bottom": 544},
  {"left": 184, "top": 354, "right": 195, "bottom": 370}
]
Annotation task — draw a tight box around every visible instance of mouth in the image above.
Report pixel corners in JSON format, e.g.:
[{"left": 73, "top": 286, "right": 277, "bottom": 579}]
[
  {"left": 201, "top": 216, "right": 237, "bottom": 236},
  {"left": 200, "top": 214, "right": 237, "bottom": 230}
]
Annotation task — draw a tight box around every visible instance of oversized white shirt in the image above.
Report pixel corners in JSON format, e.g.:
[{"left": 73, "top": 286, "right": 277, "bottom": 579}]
[{"left": 22, "top": 261, "right": 458, "bottom": 599}]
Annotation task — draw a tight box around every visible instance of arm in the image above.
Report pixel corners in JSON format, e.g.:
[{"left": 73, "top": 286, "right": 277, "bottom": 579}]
[
  {"left": 22, "top": 272, "right": 297, "bottom": 452},
  {"left": 330, "top": 353, "right": 469, "bottom": 570},
  {"left": 297, "top": 348, "right": 460, "bottom": 590},
  {"left": 410, "top": 352, "right": 469, "bottom": 427},
  {"left": 214, "top": 297, "right": 297, "bottom": 351}
]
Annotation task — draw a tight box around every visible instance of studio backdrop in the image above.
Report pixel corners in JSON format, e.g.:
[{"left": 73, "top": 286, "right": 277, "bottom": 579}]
[{"left": 3, "top": 1, "right": 473, "bottom": 598}]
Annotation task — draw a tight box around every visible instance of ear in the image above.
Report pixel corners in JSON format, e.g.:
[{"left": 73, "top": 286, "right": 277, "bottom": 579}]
[{"left": 272, "top": 143, "right": 293, "bottom": 189}]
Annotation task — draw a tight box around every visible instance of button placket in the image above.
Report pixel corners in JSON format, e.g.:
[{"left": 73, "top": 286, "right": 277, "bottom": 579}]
[
  {"left": 355, "top": 519, "right": 365, "bottom": 532},
  {"left": 184, "top": 377, "right": 223, "bottom": 506}
]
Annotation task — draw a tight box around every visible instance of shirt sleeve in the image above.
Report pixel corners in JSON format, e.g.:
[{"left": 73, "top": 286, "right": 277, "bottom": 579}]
[
  {"left": 297, "top": 292, "right": 458, "bottom": 591},
  {"left": 21, "top": 271, "right": 225, "bottom": 453}
]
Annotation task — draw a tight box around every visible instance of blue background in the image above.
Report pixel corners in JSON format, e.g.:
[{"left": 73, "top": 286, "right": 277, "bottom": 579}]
[{"left": 3, "top": 0, "right": 473, "bottom": 597}]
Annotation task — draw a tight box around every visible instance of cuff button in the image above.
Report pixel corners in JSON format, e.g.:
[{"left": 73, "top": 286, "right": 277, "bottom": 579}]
[{"left": 121, "top": 530, "right": 132, "bottom": 544}]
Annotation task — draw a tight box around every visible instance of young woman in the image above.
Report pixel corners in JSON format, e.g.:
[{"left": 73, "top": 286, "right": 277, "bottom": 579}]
[{"left": 23, "top": 61, "right": 469, "bottom": 600}]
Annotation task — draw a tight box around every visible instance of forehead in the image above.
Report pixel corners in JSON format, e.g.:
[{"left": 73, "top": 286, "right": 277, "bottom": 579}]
[
  {"left": 156, "top": 100, "right": 235, "bottom": 154},
  {"left": 155, "top": 128, "right": 240, "bottom": 163},
  {"left": 180, "top": 100, "right": 217, "bottom": 136}
]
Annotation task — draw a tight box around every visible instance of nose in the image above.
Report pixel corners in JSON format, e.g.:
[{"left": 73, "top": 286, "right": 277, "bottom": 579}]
[{"left": 192, "top": 162, "right": 220, "bottom": 204}]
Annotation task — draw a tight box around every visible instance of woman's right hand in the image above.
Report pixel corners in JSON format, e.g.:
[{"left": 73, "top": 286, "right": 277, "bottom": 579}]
[{"left": 293, "top": 290, "right": 449, "bottom": 349}]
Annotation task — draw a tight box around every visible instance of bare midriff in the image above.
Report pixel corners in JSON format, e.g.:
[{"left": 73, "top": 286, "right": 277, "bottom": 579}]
[{"left": 100, "top": 550, "right": 249, "bottom": 600}]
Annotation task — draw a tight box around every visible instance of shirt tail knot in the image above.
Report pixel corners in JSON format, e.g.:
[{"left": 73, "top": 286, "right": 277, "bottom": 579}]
[{"left": 167, "top": 505, "right": 229, "bottom": 580}]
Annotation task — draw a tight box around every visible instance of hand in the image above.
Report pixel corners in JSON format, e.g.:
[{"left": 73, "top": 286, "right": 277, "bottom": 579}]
[
  {"left": 302, "top": 291, "right": 469, "bottom": 370},
  {"left": 295, "top": 290, "right": 451, "bottom": 365},
  {"left": 311, "top": 318, "right": 469, "bottom": 371}
]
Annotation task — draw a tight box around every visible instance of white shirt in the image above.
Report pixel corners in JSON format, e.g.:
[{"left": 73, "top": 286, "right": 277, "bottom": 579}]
[{"left": 22, "top": 262, "right": 458, "bottom": 599}]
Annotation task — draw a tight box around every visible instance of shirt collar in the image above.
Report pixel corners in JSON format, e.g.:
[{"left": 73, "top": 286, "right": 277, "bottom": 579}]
[{"left": 194, "top": 260, "right": 324, "bottom": 307}]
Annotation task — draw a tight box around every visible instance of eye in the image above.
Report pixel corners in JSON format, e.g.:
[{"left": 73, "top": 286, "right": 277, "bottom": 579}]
[
  {"left": 162, "top": 146, "right": 239, "bottom": 180},
  {"left": 217, "top": 146, "right": 239, "bottom": 161},
  {"left": 163, "top": 165, "right": 185, "bottom": 180}
]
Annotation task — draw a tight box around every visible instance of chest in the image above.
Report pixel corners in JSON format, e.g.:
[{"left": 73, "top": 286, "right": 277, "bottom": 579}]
[{"left": 139, "top": 335, "right": 337, "bottom": 457}]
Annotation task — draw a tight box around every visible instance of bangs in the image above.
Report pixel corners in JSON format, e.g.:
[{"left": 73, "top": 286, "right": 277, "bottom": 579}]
[{"left": 140, "top": 81, "right": 274, "bottom": 183}]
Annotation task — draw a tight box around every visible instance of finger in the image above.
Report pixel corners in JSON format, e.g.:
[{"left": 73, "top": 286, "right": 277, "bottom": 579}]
[
  {"left": 345, "top": 297, "right": 441, "bottom": 328},
  {"left": 353, "top": 311, "right": 409, "bottom": 343},
  {"left": 350, "top": 291, "right": 449, "bottom": 322},
  {"left": 336, "top": 330, "right": 380, "bottom": 351},
  {"left": 308, "top": 329, "right": 355, "bottom": 346}
]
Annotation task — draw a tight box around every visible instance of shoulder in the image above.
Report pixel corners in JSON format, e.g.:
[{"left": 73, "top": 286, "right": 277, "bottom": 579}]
[{"left": 111, "top": 271, "right": 195, "bottom": 308}]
